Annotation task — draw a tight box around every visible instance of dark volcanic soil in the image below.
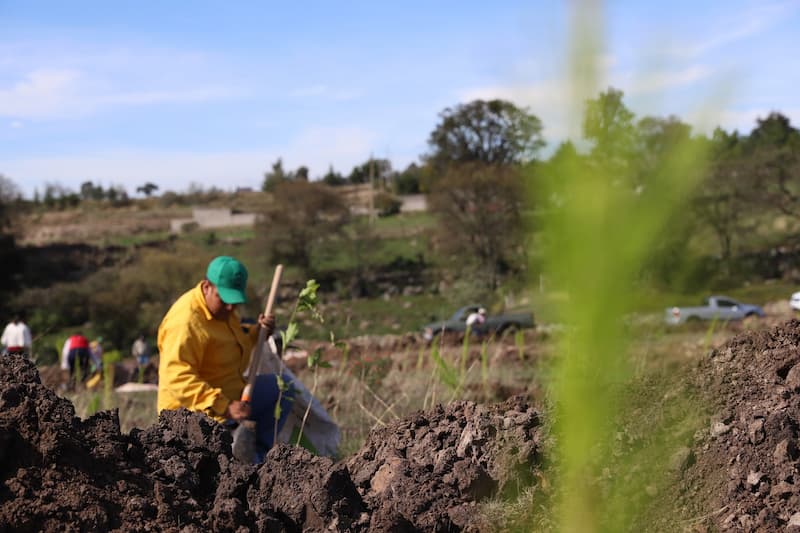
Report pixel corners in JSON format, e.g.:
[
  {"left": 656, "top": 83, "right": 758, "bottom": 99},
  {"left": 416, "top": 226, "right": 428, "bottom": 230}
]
[
  {"left": 670, "top": 318, "right": 800, "bottom": 531},
  {"left": 0, "top": 355, "right": 543, "bottom": 532}
]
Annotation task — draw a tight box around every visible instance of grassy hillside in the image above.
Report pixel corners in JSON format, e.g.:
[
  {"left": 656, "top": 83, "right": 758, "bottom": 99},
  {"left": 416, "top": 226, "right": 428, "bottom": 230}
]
[{"left": 10, "top": 190, "right": 800, "bottom": 368}]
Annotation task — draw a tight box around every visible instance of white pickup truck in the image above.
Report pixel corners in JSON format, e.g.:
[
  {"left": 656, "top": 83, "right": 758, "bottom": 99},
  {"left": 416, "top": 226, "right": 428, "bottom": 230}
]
[{"left": 664, "top": 295, "right": 765, "bottom": 325}]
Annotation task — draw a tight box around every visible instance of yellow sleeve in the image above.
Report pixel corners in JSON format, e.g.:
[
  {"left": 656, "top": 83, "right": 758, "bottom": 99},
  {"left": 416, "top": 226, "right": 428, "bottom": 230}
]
[
  {"left": 160, "top": 320, "right": 230, "bottom": 419},
  {"left": 248, "top": 322, "right": 261, "bottom": 346}
]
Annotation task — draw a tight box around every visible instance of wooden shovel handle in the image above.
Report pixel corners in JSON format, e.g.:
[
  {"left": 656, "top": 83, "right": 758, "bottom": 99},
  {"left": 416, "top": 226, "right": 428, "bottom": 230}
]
[
  {"left": 241, "top": 264, "right": 283, "bottom": 402},
  {"left": 263, "top": 264, "right": 283, "bottom": 317}
]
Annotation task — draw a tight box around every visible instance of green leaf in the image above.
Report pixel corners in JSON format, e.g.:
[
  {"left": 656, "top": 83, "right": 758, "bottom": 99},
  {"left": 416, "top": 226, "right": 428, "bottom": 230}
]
[
  {"left": 430, "top": 344, "right": 458, "bottom": 390},
  {"left": 308, "top": 347, "right": 327, "bottom": 369},
  {"left": 298, "top": 279, "right": 320, "bottom": 311},
  {"left": 282, "top": 322, "right": 299, "bottom": 347}
]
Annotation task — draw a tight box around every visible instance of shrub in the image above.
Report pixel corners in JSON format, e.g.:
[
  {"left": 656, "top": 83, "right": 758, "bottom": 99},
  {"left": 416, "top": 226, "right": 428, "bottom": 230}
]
[{"left": 374, "top": 192, "right": 402, "bottom": 217}]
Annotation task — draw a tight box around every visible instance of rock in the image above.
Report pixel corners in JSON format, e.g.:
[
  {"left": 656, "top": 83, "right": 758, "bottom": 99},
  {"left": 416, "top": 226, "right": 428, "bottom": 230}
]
[
  {"left": 711, "top": 421, "right": 731, "bottom": 437},
  {"left": 747, "top": 471, "right": 765, "bottom": 487},
  {"left": 773, "top": 439, "right": 798, "bottom": 465},
  {"left": 748, "top": 419, "right": 765, "bottom": 445},
  {"left": 785, "top": 363, "right": 800, "bottom": 390},
  {"left": 669, "top": 447, "right": 694, "bottom": 473},
  {"left": 769, "top": 481, "right": 794, "bottom": 498}
]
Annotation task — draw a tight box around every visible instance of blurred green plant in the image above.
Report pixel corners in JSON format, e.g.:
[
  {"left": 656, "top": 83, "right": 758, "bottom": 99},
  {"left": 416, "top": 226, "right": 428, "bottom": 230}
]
[
  {"left": 536, "top": 2, "right": 715, "bottom": 530},
  {"left": 103, "top": 349, "right": 121, "bottom": 409}
]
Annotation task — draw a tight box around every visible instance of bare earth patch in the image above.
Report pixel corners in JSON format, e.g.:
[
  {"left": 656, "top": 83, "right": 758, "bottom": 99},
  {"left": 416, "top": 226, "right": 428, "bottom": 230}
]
[{"left": 0, "top": 355, "right": 543, "bottom": 531}]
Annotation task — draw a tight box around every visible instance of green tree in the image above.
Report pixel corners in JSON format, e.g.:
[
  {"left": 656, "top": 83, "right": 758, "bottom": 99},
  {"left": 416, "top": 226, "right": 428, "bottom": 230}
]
[
  {"left": 136, "top": 182, "right": 160, "bottom": 197},
  {"left": 428, "top": 162, "right": 525, "bottom": 290},
  {"left": 692, "top": 133, "right": 757, "bottom": 269},
  {"left": 583, "top": 87, "right": 636, "bottom": 169},
  {"left": 394, "top": 163, "right": 424, "bottom": 194},
  {"left": 636, "top": 116, "right": 691, "bottom": 162},
  {"left": 746, "top": 112, "right": 800, "bottom": 149},
  {"left": 262, "top": 158, "right": 289, "bottom": 192},
  {"left": 80, "top": 181, "right": 100, "bottom": 201},
  {"left": 106, "top": 185, "right": 130, "bottom": 206},
  {"left": 426, "top": 99, "right": 545, "bottom": 175},
  {"left": 254, "top": 181, "right": 350, "bottom": 276},
  {"left": 263, "top": 159, "right": 314, "bottom": 191},
  {"left": 0, "top": 175, "right": 21, "bottom": 203},
  {"left": 0, "top": 175, "right": 21, "bottom": 303},
  {"left": 534, "top": 140, "right": 584, "bottom": 209},
  {"left": 348, "top": 158, "right": 392, "bottom": 185},
  {"left": 741, "top": 113, "right": 800, "bottom": 218},
  {"left": 321, "top": 165, "right": 346, "bottom": 186}
]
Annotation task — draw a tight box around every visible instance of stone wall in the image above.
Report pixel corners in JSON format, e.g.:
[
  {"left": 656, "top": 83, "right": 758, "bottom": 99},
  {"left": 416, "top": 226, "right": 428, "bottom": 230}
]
[{"left": 170, "top": 208, "right": 256, "bottom": 233}]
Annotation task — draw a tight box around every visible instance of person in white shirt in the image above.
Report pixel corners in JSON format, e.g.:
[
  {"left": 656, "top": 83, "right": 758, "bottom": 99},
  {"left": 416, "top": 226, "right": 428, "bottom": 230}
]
[
  {"left": 465, "top": 307, "right": 487, "bottom": 337},
  {"left": 1, "top": 315, "right": 32, "bottom": 357}
]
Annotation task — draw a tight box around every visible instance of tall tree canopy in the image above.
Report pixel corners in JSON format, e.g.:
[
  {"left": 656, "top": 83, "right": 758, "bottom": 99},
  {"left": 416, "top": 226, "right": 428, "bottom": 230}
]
[
  {"left": 426, "top": 99, "right": 545, "bottom": 174},
  {"left": 428, "top": 162, "right": 525, "bottom": 290},
  {"left": 740, "top": 112, "right": 800, "bottom": 218},
  {"left": 348, "top": 158, "right": 392, "bottom": 185},
  {"left": 254, "top": 181, "right": 350, "bottom": 276},
  {"left": 262, "top": 159, "right": 313, "bottom": 191},
  {"left": 583, "top": 87, "right": 636, "bottom": 166}
]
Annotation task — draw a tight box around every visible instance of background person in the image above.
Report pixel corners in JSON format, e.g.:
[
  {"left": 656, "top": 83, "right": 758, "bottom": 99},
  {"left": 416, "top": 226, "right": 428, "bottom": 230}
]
[
  {"left": 132, "top": 333, "right": 150, "bottom": 366},
  {"left": 89, "top": 337, "right": 104, "bottom": 373},
  {"left": 1, "top": 314, "right": 32, "bottom": 357},
  {"left": 131, "top": 333, "right": 151, "bottom": 381},
  {"left": 465, "top": 307, "right": 487, "bottom": 338},
  {"left": 157, "top": 255, "right": 291, "bottom": 462},
  {"left": 60, "top": 333, "right": 90, "bottom": 390},
  {"left": 466, "top": 307, "right": 486, "bottom": 327}
]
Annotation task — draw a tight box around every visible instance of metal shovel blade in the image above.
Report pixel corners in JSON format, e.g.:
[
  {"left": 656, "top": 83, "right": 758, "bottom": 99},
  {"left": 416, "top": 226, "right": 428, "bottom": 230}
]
[{"left": 231, "top": 420, "right": 258, "bottom": 463}]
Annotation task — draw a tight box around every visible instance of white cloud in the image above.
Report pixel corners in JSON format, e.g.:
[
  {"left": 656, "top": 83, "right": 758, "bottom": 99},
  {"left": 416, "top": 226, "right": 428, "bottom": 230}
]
[
  {"left": 0, "top": 68, "right": 84, "bottom": 119},
  {"left": 0, "top": 66, "right": 241, "bottom": 120},
  {"left": 460, "top": 80, "right": 583, "bottom": 141},
  {"left": 290, "top": 84, "right": 363, "bottom": 102},
  {"left": 0, "top": 38, "right": 245, "bottom": 120},
  {"left": 291, "top": 85, "right": 329, "bottom": 98},
  {"left": 671, "top": 0, "right": 799, "bottom": 58},
  {"left": 457, "top": 63, "right": 712, "bottom": 143},
  {"left": 100, "top": 87, "right": 241, "bottom": 106},
  {"left": 614, "top": 65, "right": 713, "bottom": 95}
]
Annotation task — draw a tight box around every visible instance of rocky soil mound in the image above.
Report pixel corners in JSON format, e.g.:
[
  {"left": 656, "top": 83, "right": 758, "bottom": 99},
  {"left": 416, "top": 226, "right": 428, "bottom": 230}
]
[
  {"left": 0, "top": 355, "right": 543, "bottom": 532},
  {"left": 675, "top": 318, "right": 800, "bottom": 531}
]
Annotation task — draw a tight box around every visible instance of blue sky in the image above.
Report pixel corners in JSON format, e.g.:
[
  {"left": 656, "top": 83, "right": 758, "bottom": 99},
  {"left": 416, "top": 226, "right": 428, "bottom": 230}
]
[{"left": 1, "top": 0, "right": 798, "bottom": 199}]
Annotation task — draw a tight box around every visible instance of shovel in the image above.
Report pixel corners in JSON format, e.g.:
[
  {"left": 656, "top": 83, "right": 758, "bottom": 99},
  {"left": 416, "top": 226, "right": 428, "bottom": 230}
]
[{"left": 232, "top": 264, "right": 283, "bottom": 463}]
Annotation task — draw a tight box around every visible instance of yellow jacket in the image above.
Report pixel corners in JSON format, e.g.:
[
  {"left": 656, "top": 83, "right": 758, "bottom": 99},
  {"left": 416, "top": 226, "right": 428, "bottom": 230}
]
[{"left": 157, "top": 282, "right": 259, "bottom": 422}]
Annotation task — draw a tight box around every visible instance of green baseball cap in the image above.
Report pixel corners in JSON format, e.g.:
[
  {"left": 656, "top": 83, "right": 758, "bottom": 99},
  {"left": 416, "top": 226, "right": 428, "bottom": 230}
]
[{"left": 206, "top": 256, "right": 248, "bottom": 304}]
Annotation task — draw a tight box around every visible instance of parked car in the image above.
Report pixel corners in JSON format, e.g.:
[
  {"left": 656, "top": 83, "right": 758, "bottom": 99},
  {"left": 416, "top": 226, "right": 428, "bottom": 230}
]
[
  {"left": 791, "top": 292, "right": 800, "bottom": 311},
  {"left": 664, "top": 295, "right": 765, "bottom": 325},
  {"left": 422, "top": 305, "right": 534, "bottom": 341}
]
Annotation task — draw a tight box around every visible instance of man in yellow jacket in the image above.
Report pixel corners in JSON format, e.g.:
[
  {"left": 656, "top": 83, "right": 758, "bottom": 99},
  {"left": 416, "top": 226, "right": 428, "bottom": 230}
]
[{"left": 158, "top": 256, "right": 283, "bottom": 452}]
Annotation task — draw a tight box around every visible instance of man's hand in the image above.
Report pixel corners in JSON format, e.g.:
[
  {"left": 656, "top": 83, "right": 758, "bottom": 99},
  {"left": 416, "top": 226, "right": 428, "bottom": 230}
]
[
  {"left": 226, "top": 400, "right": 252, "bottom": 422},
  {"left": 257, "top": 313, "right": 276, "bottom": 336}
]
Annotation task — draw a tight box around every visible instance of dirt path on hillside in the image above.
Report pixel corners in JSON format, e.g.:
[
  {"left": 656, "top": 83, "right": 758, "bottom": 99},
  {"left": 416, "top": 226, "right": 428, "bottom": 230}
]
[{"left": 0, "top": 355, "right": 542, "bottom": 532}]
